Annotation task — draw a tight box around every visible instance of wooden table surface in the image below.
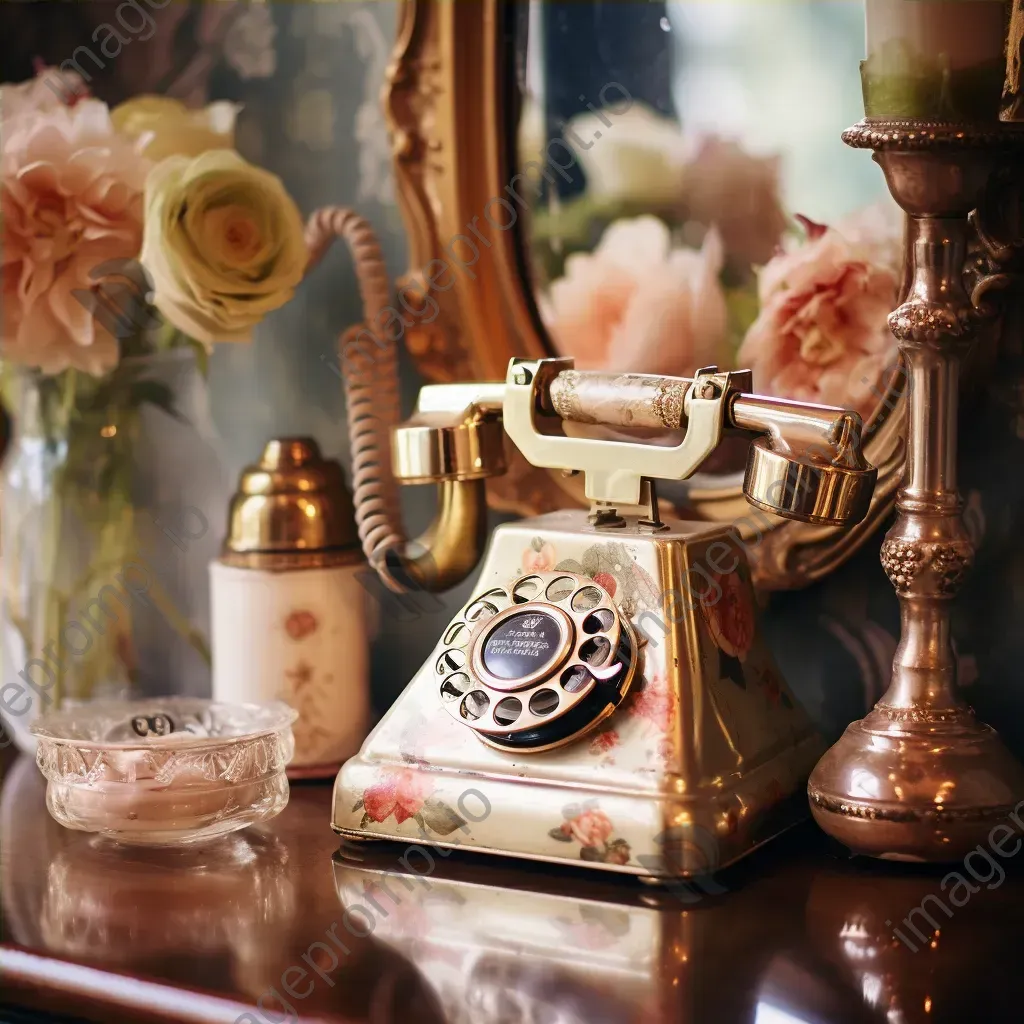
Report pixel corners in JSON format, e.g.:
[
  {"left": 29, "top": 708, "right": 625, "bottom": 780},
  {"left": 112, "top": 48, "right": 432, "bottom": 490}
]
[{"left": 1, "top": 749, "right": 1021, "bottom": 1024}]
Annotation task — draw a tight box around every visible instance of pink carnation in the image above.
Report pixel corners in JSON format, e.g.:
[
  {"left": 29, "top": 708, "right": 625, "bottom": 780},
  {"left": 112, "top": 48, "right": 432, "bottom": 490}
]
[
  {"left": 737, "top": 205, "right": 902, "bottom": 421},
  {"left": 2, "top": 98, "right": 150, "bottom": 375},
  {"left": 543, "top": 216, "right": 727, "bottom": 377}
]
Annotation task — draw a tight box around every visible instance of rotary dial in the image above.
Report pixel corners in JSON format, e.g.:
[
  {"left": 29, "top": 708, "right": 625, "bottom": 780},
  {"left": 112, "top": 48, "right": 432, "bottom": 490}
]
[{"left": 433, "top": 571, "right": 637, "bottom": 752}]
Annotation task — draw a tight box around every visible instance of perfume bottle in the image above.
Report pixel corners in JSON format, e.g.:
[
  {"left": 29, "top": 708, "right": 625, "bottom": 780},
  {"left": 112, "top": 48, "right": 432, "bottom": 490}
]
[{"left": 211, "top": 438, "right": 369, "bottom": 779}]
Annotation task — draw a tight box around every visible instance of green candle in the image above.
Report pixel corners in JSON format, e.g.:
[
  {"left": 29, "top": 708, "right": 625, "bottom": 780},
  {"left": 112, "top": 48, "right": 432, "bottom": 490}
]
[{"left": 862, "top": 0, "right": 1008, "bottom": 120}]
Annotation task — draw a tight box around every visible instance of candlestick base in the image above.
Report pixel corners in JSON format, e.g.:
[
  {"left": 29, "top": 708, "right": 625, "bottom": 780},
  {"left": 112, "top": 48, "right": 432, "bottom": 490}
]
[{"left": 808, "top": 705, "right": 1024, "bottom": 861}]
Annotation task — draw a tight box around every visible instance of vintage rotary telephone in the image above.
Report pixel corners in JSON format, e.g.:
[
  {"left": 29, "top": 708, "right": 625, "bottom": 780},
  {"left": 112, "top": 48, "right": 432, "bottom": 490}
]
[{"left": 329, "top": 350, "right": 875, "bottom": 878}]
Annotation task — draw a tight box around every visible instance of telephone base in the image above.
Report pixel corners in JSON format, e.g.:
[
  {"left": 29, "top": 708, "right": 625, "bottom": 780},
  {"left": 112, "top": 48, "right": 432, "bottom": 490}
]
[
  {"left": 333, "top": 511, "right": 824, "bottom": 879},
  {"left": 332, "top": 734, "right": 821, "bottom": 878}
]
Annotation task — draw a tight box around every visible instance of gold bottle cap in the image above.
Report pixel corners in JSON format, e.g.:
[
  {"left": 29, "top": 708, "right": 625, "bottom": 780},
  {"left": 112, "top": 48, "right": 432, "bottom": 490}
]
[{"left": 221, "top": 438, "right": 363, "bottom": 570}]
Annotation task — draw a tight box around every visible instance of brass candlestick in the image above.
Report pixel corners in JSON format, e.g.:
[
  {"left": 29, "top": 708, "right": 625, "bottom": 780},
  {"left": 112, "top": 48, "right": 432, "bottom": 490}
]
[{"left": 808, "top": 121, "right": 1024, "bottom": 861}]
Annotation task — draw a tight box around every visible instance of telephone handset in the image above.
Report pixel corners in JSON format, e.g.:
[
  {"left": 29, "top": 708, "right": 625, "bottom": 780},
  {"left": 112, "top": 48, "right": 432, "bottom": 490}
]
[
  {"left": 382, "top": 358, "right": 876, "bottom": 592},
  {"left": 436, "top": 571, "right": 637, "bottom": 752},
  {"left": 304, "top": 208, "right": 874, "bottom": 597}
]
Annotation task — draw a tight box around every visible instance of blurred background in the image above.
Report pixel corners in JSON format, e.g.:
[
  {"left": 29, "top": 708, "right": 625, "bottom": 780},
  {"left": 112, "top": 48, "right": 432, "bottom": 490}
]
[{"left": 1, "top": 0, "right": 1021, "bottom": 762}]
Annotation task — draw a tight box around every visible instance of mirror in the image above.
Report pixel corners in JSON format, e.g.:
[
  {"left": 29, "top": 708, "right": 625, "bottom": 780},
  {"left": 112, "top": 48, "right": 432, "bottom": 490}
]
[
  {"left": 384, "top": 0, "right": 909, "bottom": 589},
  {"left": 515, "top": 1, "right": 903, "bottom": 470}
]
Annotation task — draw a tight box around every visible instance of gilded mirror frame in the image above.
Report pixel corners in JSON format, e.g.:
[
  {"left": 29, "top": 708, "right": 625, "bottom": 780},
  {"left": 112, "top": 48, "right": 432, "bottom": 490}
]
[{"left": 383, "top": 0, "right": 907, "bottom": 589}]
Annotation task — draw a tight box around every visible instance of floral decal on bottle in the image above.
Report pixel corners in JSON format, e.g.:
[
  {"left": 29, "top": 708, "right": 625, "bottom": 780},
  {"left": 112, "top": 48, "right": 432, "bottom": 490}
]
[
  {"left": 282, "top": 660, "right": 332, "bottom": 762},
  {"left": 284, "top": 609, "right": 319, "bottom": 642},
  {"left": 285, "top": 660, "right": 314, "bottom": 690},
  {"left": 352, "top": 769, "right": 468, "bottom": 836},
  {"left": 549, "top": 802, "right": 631, "bottom": 865}
]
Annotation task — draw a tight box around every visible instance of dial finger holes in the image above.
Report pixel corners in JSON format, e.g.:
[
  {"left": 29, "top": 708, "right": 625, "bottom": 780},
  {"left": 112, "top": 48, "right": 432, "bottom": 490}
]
[
  {"left": 440, "top": 673, "right": 471, "bottom": 702},
  {"left": 580, "top": 637, "right": 612, "bottom": 666},
  {"left": 436, "top": 648, "right": 466, "bottom": 674},
  {"left": 466, "top": 600, "right": 499, "bottom": 622},
  {"left": 443, "top": 622, "right": 471, "bottom": 648},
  {"left": 512, "top": 576, "right": 543, "bottom": 603},
  {"left": 583, "top": 608, "right": 616, "bottom": 634},
  {"left": 571, "top": 586, "right": 604, "bottom": 613},
  {"left": 461, "top": 691, "right": 490, "bottom": 721},
  {"left": 545, "top": 576, "right": 575, "bottom": 603},
  {"left": 494, "top": 697, "right": 522, "bottom": 726},
  {"left": 561, "top": 665, "right": 593, "bottom": 693},
  {"left": 529, "top": 688, "right": 559, "bottom": 716}
]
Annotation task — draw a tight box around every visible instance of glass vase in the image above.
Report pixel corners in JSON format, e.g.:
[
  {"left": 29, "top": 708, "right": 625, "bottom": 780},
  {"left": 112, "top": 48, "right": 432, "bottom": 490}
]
[{"left": 0, "top": 349, "right": 230, "bottom": 754}]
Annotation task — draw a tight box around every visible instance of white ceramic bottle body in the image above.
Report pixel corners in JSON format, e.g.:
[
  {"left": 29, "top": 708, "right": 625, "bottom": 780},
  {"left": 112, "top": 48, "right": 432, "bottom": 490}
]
[{"left": 210, "top": 561, "right": 369, "bottom": 776}]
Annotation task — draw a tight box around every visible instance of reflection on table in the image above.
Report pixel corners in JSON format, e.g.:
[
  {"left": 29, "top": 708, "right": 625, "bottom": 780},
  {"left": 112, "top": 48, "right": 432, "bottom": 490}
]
[{"left": 2, "top": 753, "right": 1021, "bottom": 1024}]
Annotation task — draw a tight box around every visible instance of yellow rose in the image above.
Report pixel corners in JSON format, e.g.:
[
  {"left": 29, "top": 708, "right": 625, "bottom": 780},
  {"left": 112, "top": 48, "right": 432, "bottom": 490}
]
[
  {"left": 140, "top": 150, "right": 307, "bottom": 345},
  {"left": 112, "top": 96, "right": 239, "bottom": 162}
]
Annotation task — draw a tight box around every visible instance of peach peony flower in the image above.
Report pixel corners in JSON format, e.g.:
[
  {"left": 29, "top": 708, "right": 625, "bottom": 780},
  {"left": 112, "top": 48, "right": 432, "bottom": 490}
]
[
  {"left": 826, "top": 200, "right": 904, "bottom": 270},
  {"left": 737, "top": 204, "right": 902, "bottom": 421},
  {"left": 1, "top": 99, "right": 151, "bottom": 376},
  {"left": 543, "top": 216, "right": 727, "bottom": 376}
]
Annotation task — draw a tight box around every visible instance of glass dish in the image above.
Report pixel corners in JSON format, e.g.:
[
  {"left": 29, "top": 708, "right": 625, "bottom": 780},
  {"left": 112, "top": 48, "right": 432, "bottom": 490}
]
[{"left": 32, "top": 698, "right": 297, "bottom": 845}]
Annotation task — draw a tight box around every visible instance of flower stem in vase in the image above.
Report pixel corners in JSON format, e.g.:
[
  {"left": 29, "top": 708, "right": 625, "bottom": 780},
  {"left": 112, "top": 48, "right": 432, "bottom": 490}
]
[
  {"left": 862, "top": 0, "right": 1009, "bottom": 120},
  {"left": 2, "top": 354, "right": 211, "bottom": 714},
  {"left": 44, "top": 369, "right": 142, "bottom": 703}
]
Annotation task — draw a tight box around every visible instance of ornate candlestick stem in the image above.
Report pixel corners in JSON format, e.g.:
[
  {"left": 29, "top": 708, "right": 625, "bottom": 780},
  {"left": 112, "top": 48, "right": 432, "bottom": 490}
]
[
  {"left": 885, "top": 215, "right": 971, "bottom": 710},
  {"left": 808, "top": 123, "right": 1024, "bottom": 861}
]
